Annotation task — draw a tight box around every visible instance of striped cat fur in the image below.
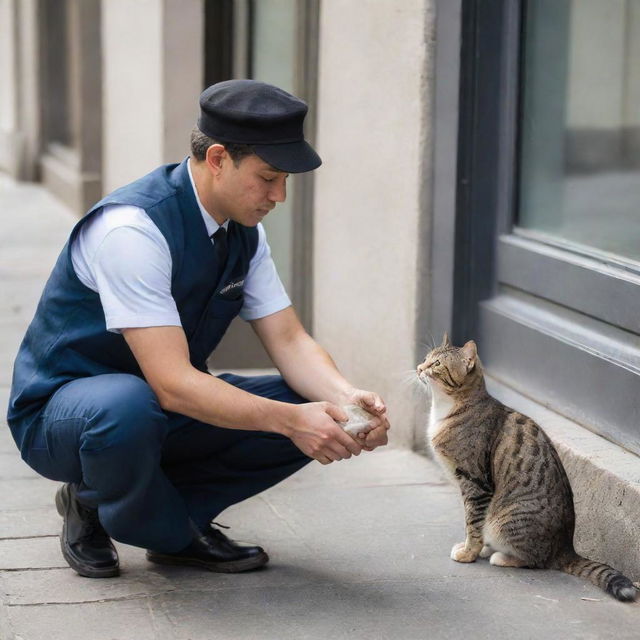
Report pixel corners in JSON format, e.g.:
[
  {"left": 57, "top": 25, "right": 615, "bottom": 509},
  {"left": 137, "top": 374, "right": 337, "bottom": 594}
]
[{"left": 417, "top": 334, "right": 637, "bottom": 602}]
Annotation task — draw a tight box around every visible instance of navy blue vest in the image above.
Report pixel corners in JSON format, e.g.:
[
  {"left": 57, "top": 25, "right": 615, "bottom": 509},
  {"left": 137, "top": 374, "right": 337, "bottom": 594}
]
[{"left": 7, "top": 159, "right": 258, "bottom": 453}]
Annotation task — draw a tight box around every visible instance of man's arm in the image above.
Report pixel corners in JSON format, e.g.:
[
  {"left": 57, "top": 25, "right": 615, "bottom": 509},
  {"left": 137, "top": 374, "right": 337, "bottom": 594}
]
[
  {"left": 251, "top": 307, "right": 354, "bottom": 405},
  {"left": 122, "top": 325, "right": 364, "bottom": 464},
  {"left": 251, "top": 307, "right": 390, "bottom": 450}
]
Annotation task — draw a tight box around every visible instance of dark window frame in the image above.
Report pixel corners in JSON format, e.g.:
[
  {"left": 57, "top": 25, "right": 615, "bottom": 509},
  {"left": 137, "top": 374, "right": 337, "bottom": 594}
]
[
  {"left": 439, "top": 0, "right": 640, "bottom": 454},
  {"left": 204, "top": 0, "right": 235, "bottom": 87}
]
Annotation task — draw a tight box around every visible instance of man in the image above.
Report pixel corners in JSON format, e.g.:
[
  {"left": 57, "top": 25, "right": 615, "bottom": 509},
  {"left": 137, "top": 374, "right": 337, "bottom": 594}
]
[{"left": 7, "top": 79, "right": 390, "bottom": 578}]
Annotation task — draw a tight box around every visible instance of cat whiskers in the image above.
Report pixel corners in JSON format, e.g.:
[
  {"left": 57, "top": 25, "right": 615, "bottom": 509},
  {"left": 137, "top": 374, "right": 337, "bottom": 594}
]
[
  {"left": 417, "top": 337, "right": 436, "bottom": 354},
  {"left": 395, "top": 369, "right": 431, "bottom": 396},
  {"left": 418, "top": 327, "right": 442, "bottom": 353}
]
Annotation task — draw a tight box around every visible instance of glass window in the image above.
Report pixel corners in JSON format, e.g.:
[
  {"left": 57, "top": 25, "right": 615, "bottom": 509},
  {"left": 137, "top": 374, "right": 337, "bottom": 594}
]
[
  {"left": 518, "top": 0, "right": 640, "bottom": 263},
  {"left": 250, "top": 0, "right": 298, "bottom": 294}
]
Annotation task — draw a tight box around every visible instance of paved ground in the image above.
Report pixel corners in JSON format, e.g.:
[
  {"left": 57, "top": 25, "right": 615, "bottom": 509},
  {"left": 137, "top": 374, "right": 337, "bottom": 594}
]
[{"left": 1, "top": 175, "right": 639, "bottom": 639}]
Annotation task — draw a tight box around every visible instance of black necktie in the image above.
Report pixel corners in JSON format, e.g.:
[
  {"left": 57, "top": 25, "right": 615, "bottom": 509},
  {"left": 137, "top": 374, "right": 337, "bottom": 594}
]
[{"left": 211, "top": 227, "right": 228, "bottom": 267}]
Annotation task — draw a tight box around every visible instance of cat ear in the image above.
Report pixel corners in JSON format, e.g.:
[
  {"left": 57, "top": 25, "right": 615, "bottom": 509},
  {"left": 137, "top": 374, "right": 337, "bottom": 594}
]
[
  {"left": 461, "top": 340, "right": 477, "bottom": 371},
  {"left": 441, "top": 332, "right": 452, "bottom": 348}
]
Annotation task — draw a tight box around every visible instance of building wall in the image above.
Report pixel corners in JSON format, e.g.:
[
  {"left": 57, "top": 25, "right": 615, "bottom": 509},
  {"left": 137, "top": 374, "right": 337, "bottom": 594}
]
[
  {"left": 313, "top": 0, "right": 434, "bottom": 448},
  {"left": 101, "top": 0, "right": 203, "bottom": 193},
  {"left": 0, "top": 0, "right": 40, "bottom": 181},
  {"left": 0, "top": 0, "right": 19, "bottom": 176}
]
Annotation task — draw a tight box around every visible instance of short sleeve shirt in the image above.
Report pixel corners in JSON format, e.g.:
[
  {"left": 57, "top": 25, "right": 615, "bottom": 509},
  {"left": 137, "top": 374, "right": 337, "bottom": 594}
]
[{"left": 70, "top": 160, "right": 291, "bottom": 332}]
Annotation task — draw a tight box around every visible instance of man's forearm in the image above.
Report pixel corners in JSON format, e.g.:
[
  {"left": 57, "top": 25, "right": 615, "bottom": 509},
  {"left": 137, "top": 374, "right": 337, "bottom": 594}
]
[
  {"left": 267, "top": 330, "right": 355, "bottom": 406},
  {"left": 122, "top": 324, "right": 370, "bottom": 463},
  {"left": 123, "top": 325, "right": 297, "bottom": 435},
  {"left": 160, "top": 368, "right": 295, "bottom": 435}
]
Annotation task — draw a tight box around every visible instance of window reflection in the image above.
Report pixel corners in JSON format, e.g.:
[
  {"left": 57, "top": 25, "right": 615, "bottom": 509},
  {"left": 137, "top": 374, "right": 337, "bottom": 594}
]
[{"left": 518, "top": 0, "right": 640, "bottom": 263}]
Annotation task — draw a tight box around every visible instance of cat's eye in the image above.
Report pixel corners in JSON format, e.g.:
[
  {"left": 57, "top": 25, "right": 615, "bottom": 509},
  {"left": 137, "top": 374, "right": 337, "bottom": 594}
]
[{"left": 433, "top": 360, "right": 440, "bottom": 367}]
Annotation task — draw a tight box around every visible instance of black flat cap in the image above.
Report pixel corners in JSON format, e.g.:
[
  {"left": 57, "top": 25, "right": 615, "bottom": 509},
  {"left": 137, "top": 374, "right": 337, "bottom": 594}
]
[{"left": 198, "top": 79, "right": 321, "bottom": 174}]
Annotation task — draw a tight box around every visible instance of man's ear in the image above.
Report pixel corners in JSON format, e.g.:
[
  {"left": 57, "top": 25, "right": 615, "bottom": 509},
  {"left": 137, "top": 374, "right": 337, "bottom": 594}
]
[
  {"left": 205, "top": 144, "right": 227, "bottom": 176},
  {"left": 461, "top": 340, "right": 477, "bottom": 371}
]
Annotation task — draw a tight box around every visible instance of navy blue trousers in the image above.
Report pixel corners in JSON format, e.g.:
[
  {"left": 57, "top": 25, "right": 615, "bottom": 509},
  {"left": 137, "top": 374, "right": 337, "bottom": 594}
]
[{"left": 25, "top": 373, "right": 311, "bottom": 553}]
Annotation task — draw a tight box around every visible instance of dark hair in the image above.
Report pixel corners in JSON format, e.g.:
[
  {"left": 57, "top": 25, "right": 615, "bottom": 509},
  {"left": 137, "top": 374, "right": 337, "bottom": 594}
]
[{"left": 190, "top": 126, "right": 255, "bottom": 166}]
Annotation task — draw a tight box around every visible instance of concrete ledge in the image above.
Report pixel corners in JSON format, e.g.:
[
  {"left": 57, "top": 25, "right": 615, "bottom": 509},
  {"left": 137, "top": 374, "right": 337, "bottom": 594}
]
[
  {"left": 487, "top": 374, "right": 640, "bottom": 581},
  {"left": 0, "top": 129, "right": 24, "bottom": 179},
  {"left": 40, "top": 145, "right": 101, "bottom": 215}
]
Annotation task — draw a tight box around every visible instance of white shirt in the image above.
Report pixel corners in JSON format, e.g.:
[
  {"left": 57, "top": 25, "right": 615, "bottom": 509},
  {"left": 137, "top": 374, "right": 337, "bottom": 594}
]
[{"left": 70, "top": 160, "right": 291, "bottom": 332}]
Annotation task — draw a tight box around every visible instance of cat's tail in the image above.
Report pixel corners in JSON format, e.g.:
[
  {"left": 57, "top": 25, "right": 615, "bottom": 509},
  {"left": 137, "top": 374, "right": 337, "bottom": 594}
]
[{"left": 558, "top": 552, "right": 637, "bottom": 602}]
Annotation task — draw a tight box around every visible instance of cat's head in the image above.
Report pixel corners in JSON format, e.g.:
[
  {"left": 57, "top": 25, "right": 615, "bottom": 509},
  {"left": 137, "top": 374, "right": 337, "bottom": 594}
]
[{"left": 416, "top": 333, "right": 482, "bottom": 394}]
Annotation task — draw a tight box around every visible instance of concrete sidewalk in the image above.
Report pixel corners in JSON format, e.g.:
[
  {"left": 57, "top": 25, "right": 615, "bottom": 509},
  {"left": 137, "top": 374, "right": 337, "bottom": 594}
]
[{"left": 1, "top": 175, "right": 639, "bottom": 640}]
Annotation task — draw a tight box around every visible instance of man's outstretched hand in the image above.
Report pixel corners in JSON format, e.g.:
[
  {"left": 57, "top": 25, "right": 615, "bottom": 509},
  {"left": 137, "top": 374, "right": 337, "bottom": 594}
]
[
  {"left": 284, "top": 401, "right": 362, "bottom": 465},
  {"left": 280, "top": 390, "right": 390, "bottom": 464},
  {"left": 343, "top": 389, "right": 390, "bottom": 452}
]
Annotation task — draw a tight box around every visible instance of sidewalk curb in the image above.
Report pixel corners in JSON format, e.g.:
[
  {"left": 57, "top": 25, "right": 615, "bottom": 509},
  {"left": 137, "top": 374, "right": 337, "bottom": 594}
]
[{"left": 487, "top": 375, "right": 640, "bottom": 581}]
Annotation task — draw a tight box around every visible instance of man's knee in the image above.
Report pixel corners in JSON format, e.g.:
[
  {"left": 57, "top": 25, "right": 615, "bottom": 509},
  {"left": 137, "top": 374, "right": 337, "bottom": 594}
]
[{"left": 80, "top": 374, "right": 167, "bottom": 452}]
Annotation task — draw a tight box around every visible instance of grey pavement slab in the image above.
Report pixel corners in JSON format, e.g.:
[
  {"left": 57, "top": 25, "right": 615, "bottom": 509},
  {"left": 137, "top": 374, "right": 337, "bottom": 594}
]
[
  {"left": 0, "top": 320, "right": 29, "bottom": 388},
  {"left": 0, "top": 536, "right": 67, "bottom": 571},
  {"left": 0, "top": 506, "right": 61, "bottom": 539},
  {"left": 0, "top": 478, "right": 58, "bottom": 511},
  {"left": 0, "top": 425, "right": 18, "bottom": 454},
  {"left": 0, "top": 387, "right": 9, "bottom": 421},
  {"left": 2, "top": 451, "right": 639, "bottom": 640},
  {"left": 6, "top": 600, "right": 162, "bottom": 640},
  {"left": 0, "top": 451, "right": 40, "bottom": 479}
]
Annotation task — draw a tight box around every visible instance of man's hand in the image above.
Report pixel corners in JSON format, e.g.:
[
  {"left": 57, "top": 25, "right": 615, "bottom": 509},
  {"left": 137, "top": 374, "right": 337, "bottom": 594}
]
[
  {"left": 357, "top": 424, "right": 389, "bottom": 451},
  {"left": 284, "top": 402, "right": 363, "bottom": 465},
  {"left": 343, "top": 389, "right": 390, "bottom": 452}
]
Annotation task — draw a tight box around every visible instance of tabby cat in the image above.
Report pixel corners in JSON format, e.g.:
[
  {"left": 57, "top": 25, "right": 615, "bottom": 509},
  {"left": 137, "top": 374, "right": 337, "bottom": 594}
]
[{"left": 416, "top": 334, "right": 636, "bottom": 602}]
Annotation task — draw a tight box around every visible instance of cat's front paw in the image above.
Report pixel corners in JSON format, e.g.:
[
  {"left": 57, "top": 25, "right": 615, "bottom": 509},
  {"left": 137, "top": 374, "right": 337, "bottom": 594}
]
[{"left": 450, "top": 542, "right": 478, "bottom": 563}]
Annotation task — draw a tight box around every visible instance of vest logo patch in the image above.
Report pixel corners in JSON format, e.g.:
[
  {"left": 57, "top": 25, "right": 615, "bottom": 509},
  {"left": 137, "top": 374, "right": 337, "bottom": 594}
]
[{"left": 219, "top": 278, "right": 245, "bottom": 297}]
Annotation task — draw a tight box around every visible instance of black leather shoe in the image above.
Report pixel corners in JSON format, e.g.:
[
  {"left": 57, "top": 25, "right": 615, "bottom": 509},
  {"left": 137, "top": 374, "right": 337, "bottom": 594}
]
[
  {"left": 55, "top": 483, "right": 119, "bottom": 578},
  {"left": 146, "top": 523, "right": 269, "bottom": 573}
]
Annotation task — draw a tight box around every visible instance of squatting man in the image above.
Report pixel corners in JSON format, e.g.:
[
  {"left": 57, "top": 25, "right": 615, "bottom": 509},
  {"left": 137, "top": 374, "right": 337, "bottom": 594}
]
[{"left": 7, "top": 79, "right": 390, "bottom": 577}]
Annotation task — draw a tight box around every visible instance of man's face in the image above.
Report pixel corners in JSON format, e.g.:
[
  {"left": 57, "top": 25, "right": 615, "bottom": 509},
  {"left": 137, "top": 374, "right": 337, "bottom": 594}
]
[{"left": 212, "top": 153, "right": 289, "bottom": 227}]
